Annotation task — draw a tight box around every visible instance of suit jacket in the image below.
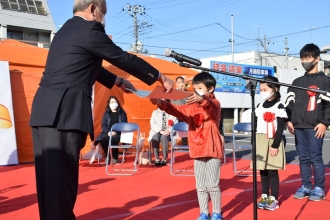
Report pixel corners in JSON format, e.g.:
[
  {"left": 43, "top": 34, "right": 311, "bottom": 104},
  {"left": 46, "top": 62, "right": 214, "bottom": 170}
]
[{"left": 30, "top": 16, "right": 159, "bottom": 139}]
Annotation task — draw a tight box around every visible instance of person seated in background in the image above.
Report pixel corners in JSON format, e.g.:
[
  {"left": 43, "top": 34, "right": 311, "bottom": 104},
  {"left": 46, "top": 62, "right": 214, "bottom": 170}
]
[
  {"left": 148, "top": 102, "right": 178, "bottom": 166},
  {"left": 94, "top": 96, "right": 127, "bottom": 164},
  {"left": 171, "top": 76, "right": 189, "bottom": 145},
  {"left": 171, "top": 76, "right": 188, "bottom": 105}
]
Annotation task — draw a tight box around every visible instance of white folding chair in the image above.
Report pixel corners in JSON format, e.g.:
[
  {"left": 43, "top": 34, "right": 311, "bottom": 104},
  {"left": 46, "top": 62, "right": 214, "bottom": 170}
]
[
  {"left": 170, "top": 122, "right": 194, "bottom": 176},
  {"left": 232, "top": 122, "right": 253, "bottom": 176},
  {"left": 105, "top": 122, "right": 140, "bottom": 175}
]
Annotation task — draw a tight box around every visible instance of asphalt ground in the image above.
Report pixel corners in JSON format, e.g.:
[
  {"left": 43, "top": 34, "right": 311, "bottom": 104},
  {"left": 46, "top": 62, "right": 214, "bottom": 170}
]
[{"left": 224, "top": 130, "right": 330, "bottom": 167}]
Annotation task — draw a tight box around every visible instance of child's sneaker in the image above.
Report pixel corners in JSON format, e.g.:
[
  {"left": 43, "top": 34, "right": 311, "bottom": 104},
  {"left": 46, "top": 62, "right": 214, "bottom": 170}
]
[
  {"left": 265, "top": 196, "right": 279, "bottom": 211},
  {"left": 211, "top": 212, "right": 224, "bottom": 220},
  {"left": 309, "top": 186, "right": 325, "bottom": 201},
  {"left": 197, "top": 213, "right": 210, "bottom": 220},
  {"left": 293, "top": 185, "right": 311, "bottom": 199},
  {"left": 257, "top": 194, "right": 268, "bottom": 209}
]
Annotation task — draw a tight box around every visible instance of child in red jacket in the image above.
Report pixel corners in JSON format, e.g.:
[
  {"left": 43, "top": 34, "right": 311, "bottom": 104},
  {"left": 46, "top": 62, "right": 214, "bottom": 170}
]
[{"left": 151, "top": 71, "right": 224, "bottom": 220}]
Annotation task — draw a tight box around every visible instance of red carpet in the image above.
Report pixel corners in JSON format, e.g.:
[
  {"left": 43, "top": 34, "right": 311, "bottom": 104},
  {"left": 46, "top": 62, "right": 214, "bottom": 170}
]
[{"left": 1, "top": 154, "right": 330, "bottom": 220}]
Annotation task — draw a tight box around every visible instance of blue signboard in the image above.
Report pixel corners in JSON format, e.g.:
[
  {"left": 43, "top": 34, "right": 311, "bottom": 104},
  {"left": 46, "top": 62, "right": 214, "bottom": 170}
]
[{"left": 210, "top": 61, "right": 274, "bottom": 94}]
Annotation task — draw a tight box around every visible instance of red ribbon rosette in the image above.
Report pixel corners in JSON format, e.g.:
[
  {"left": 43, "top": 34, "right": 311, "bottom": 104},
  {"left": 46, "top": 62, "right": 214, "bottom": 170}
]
[
  {"left": 263, "top": 111, "right": 275, "bottom": 139},
  {"left": 307, "top": 85, "right": 318, "bottom": 111},
  {"left": 193, "top": 113, "right": 204, "bottom": 144},
  {"left": 168, "top": 119, "right": 174, "bottom": 127},
  {"left": 193, "top": 113, "right": 204, "bottom": 127}
]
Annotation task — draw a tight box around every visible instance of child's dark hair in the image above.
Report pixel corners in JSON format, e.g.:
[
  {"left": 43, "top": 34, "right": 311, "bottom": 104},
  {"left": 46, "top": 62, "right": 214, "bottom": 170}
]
[
  {"left": 175, "top": 76, "right": 184, "bottom": 82},
  {"left": 192, "top": 71, "right": 216, "bottom": 93},
  {"left": 300, "top": 43, "right": 320, "bottom": 59},
  {"left": 261, "top": 75, "right": 281, "bottom": 100}
]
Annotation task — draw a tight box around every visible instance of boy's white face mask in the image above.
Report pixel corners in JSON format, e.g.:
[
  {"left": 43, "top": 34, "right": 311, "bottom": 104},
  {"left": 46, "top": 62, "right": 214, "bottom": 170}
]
[{"left": 196, "top": 91, "right": 204, "bottom": 96}]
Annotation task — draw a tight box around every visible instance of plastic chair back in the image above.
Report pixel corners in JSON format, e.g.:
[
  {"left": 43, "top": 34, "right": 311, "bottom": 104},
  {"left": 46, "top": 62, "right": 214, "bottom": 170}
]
[
  {"left": 232, "top": 122, "right": 253, "bottom": 176},
  {"left": 170, "top": 122, "right": 193, "bottom": 176},
  {"left": 233, "top": 122, "right": 251, "bottom": 133},
  {"left": 106, "top": 122, "right": 140, "bottom": 175}
]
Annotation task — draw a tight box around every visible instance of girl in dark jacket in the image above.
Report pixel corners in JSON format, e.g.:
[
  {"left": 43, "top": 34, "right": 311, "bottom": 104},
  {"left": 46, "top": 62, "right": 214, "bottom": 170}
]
[{"left": 95, "top": 96, "right": 127, "bottom": 164}]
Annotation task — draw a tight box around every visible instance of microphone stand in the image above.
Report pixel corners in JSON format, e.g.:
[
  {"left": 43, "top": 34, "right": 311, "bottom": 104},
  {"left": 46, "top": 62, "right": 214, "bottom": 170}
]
[{"left": 178, "top": 62, "right": 329, "bottom": 220}]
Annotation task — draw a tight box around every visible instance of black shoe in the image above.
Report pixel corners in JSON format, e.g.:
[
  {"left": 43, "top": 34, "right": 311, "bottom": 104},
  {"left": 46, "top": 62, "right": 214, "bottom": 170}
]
[
  {"left": 160, "top": 160, "right": 167, "bottom": 166},
  {"left": 106, "top": 158, "right": 118, "bottom": 165},
  {"left": 154, "top": 160, "right": 161, "bottom": 166}
]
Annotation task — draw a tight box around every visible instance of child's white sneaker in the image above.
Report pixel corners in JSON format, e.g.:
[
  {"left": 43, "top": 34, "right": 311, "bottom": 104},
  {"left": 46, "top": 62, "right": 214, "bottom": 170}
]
[
  {"left": 265, "top": 196, "right": 279, "bottom": 211},
  {"left": 257, "top": 194, "right": 268, "bottom": 209}
]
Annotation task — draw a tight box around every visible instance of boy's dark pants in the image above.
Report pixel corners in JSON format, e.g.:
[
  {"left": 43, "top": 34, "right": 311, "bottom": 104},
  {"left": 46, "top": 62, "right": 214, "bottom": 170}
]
[{"left": 294, "top": 128, "right": 325, "bottom": 190}]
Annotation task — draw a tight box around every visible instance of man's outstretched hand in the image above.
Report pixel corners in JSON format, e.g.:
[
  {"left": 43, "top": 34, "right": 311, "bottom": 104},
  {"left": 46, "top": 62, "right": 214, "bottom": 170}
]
[{"left": 158, "top": 73, "right": 174, "bottom": 93}]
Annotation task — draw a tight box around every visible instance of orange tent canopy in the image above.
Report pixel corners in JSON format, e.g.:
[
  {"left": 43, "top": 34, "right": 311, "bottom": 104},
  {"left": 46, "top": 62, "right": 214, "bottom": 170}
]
[
  {"left": 0, "top": 39, "right": 198, "bottom": 162},
  {"left": 85, "top": 55, "right": 197, "bottom": 154}
]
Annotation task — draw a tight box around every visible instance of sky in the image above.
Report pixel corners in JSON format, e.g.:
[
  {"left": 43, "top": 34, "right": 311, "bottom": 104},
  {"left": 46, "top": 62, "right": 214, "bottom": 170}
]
[{"left": 47, "top": 0, "right": 330, "bottom": 61}]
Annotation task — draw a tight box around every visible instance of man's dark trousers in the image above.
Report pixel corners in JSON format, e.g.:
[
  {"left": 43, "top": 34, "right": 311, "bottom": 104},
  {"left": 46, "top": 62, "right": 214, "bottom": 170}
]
[{"left": 32, "top": 127, "right": 87, "bottom": 220}]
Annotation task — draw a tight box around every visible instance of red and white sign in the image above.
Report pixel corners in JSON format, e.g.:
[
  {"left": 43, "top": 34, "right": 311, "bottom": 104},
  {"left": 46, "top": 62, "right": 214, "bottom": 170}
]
[{"left": 0, "top": 61, "right": 18, "bottom": 165}]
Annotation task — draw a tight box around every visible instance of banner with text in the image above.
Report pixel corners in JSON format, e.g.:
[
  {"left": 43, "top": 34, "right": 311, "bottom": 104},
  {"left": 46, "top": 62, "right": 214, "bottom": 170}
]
[
  {"left": 0, "top": 61, "right": 18, "bottom": 165},
  {"left": 210, "top": 61, "right": 274, "bottom": 94}
]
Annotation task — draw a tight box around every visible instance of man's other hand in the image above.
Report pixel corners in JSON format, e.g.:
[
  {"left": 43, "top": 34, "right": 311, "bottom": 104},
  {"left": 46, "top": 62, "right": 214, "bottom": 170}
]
[{"left": 120, "top": 79, "right": 136, "bottom": 93}]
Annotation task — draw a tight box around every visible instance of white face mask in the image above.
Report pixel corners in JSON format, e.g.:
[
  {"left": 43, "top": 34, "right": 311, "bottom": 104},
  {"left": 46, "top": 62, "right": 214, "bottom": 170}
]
[
  {"left": 260, "top": 92, "right": 273, "bottom": 101},
  {"left": 109, "top": 103, "right": 118, "bottom": 110},
  {"left": 196, "top": 90, "right": 204, "bottom": 96}
]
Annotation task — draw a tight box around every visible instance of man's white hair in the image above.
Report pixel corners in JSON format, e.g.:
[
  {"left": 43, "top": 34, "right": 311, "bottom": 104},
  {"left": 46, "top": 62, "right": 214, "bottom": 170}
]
[{"left": 73, "top": 0, "right": 104, "bottom": 13}]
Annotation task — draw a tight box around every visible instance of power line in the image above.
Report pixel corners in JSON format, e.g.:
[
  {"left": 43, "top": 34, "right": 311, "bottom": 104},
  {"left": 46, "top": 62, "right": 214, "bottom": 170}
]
[
  {"left": 216, "top": 22, "right": 256, "bottom": 41},
  {"left": 142, "top": 14, "right": 223, "bottom": 44},
  {"left": 147, "top": 0, "right": 201, "bottom": 9},
  {"left": 114, "top": 41, "right": 236, "bottom": 53},
  {"left": 142, "top": 23, "right": 219, "bottom": 39},
  {"left": 267, "top": 26, "right": 330, "bottom": 40}
]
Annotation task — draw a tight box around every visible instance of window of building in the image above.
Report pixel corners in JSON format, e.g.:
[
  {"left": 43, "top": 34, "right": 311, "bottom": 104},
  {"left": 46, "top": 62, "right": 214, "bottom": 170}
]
[
  {"left": 0, "top": 0, "right": 47, "bottom": 15},
  {"left": 7, "top": 29, "right": 23, "bottom": 40}
]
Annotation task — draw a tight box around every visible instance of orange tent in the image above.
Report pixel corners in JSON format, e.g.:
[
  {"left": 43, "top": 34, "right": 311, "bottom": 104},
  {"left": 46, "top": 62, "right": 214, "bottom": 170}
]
[
  {"left": 83, "top": 56, "right": 197, "bottom": 154},
  {"left": 0, "top": 39, "right": 197, "bottom": 163}
]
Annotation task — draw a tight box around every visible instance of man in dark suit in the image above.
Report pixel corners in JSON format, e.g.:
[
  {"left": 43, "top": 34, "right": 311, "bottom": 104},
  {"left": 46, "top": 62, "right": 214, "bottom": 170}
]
[{"left": 29, "top": 0, "right": 174, "bottom": 219}]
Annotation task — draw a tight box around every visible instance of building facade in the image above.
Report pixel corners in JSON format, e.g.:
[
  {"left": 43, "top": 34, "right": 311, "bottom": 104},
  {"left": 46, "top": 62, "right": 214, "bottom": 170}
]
[{"left": 0, "top": 0, "right": 56, "bottom": 48}]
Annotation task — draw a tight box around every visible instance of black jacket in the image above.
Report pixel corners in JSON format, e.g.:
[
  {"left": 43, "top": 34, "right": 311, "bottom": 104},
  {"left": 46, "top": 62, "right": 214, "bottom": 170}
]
[
  {"left": 29, "top": 16, "right": 159, "bottom": 139},
  {"left": 285, "top": 71, "right": 330, "bottom": 128},
  {"left": 95, "top": 107, "right": 127, "bottom": 141}
]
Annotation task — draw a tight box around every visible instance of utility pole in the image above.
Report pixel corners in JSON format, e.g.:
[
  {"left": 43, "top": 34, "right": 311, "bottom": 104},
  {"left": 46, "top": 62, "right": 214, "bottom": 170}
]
[
  {"left": 304, "top": 26, "right": 316, "bottom": 43},
  {"left": 284, "top": 37, "right": 289, "bottom": 69},
  {"left": 123, "top": 4, "right": 146, "bottom": 53},
  {"left": 254, "top": 26, "right": 263, "bottom": 52},
  {"left": 230, "top": 14, "right": 234, "bottom": 63}
]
